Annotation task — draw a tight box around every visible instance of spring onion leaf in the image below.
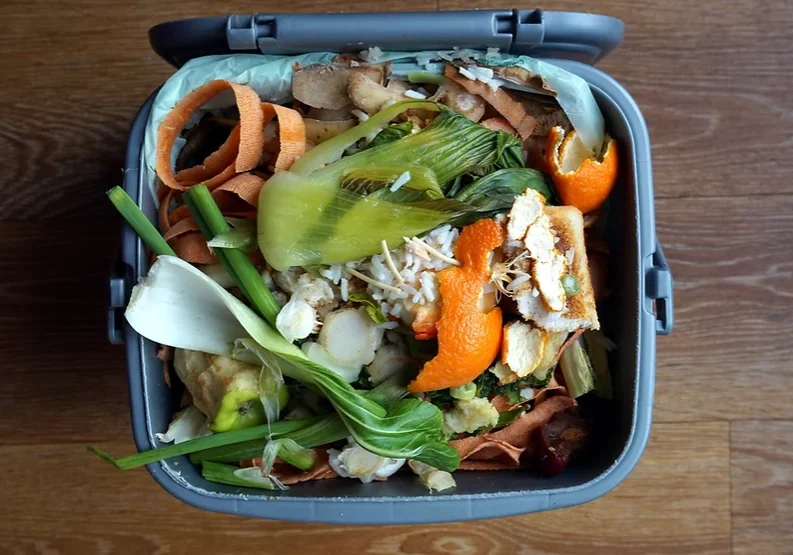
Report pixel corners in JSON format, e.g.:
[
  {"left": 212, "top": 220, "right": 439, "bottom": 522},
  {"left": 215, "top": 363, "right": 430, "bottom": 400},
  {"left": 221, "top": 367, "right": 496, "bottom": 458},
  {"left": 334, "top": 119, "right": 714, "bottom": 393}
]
[
  {"left": 201, "top": 461, "right": 278, "bottom": 490},
  {"left": 561, "top": 274, "right": 581, "bottom": 296},
  {"left": 107, "top": 186, "right": 175, "bottom": 257},
  {"left": 408, "top": 71, "right": 450, "bottom": 86},
  {"left": 559, "top": 337, "right": 595, "bottom": 399},
  {"left": 185, "top": 185, "right": 280, "bottom": 327},
  {"left": 263, "top": 437, "right": 317, "bottom": 472},
  {"left": 87, "top": 416, "right": 321, "bottom": 470}
]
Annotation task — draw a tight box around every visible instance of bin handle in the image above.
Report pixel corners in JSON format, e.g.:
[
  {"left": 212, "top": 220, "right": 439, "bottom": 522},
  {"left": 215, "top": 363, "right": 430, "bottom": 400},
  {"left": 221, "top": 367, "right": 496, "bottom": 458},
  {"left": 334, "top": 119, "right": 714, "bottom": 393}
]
[{"left": 646, "top": 242, "right": 674, "bottom": 335}]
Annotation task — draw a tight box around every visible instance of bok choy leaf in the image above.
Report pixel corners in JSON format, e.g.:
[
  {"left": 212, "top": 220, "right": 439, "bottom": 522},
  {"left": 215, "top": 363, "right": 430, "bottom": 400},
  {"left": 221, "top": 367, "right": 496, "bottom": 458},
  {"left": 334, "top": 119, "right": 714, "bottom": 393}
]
[
  {"left": 259, "top": 104, "right": 522, "bottom": 270},
  {"left": 450, "top": 168, "right": 556, "bottom": 226},
  {"left": 124, "top": 256, "right": 460, "bottom": 471}
]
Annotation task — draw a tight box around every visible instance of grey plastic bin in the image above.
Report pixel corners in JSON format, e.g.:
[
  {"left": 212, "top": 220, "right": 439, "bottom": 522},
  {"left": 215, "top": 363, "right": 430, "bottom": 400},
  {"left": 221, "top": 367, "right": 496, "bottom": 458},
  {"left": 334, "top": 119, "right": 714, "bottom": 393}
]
[{"left": 108, "top": 9, "right": 674, "bottom": 523}]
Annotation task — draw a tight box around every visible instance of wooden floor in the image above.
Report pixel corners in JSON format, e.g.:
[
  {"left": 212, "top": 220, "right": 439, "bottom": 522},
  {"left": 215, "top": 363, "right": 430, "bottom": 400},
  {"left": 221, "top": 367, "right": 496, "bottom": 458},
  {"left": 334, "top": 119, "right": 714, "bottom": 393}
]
[{"left": 2, "top": 1, "right": 792, "bottom": 553}]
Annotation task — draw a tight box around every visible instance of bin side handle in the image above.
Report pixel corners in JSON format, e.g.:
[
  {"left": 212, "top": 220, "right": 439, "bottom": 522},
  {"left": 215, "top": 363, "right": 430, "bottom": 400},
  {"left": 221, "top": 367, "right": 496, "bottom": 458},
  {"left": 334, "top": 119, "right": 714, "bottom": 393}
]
[{"left": 646, "top": 242, "right": 674, "bottom": 335}]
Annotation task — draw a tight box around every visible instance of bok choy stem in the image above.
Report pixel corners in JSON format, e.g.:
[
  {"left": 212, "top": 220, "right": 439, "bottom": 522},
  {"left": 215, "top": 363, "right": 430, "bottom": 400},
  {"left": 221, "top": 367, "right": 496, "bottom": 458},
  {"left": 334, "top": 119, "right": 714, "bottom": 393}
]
[
  {"left": 184, "top": 185, "right": 281, "bottom": 327},
  {"left": 290, "top": 100, "right": 438, "bottom": 175},
  {"left": 107, "top": 186, "right": 175, "bottom": 257}
]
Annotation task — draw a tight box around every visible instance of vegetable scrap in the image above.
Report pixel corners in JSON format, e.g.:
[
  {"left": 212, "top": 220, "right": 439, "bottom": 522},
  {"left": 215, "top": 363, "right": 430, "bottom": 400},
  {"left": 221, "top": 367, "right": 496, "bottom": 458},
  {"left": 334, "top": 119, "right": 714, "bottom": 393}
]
[
  {"left": 99, "top": 48, "right": 620, "bottom": 494},
  {"left": 546, "top": 126, "right": 618, "bottom": 214}
]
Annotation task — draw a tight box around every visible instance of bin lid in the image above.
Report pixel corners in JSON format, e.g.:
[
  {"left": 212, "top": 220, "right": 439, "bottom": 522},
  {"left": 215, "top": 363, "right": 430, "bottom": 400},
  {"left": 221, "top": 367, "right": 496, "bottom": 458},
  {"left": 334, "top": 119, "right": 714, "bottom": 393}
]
[{"left": 149, "top": 10, "right": 623, "bottom": 68}]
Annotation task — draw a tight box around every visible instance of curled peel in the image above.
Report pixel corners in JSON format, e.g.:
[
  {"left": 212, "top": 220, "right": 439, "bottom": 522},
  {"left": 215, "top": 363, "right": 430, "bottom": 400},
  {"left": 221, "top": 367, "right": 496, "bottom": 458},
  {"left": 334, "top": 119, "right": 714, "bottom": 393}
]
[
  {"left": 408, "top": 219, "right": 506, "bottom": 393},
  {"left": 156, "top": 80, "right": 265, "bottom": 191}
]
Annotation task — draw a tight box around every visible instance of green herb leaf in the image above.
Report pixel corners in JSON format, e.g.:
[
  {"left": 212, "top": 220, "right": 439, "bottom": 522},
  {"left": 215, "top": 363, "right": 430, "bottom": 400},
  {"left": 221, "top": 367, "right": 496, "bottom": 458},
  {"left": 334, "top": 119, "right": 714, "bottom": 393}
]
[
  {"left": 348, "top": 292, "right": 387, "bottom": 324},
  {"left": 363, "top": 121, "right": 415, "bottom": 150}
]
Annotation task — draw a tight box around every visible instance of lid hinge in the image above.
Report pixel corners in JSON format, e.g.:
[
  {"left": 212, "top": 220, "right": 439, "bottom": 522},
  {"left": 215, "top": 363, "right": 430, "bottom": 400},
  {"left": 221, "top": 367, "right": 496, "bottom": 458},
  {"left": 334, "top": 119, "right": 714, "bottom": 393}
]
[
  {"left": 512, "top": 10, "right": 546, "bottom": 49},
  {"left": 226, "top": 14, "right": 258, "bottom": 50}
]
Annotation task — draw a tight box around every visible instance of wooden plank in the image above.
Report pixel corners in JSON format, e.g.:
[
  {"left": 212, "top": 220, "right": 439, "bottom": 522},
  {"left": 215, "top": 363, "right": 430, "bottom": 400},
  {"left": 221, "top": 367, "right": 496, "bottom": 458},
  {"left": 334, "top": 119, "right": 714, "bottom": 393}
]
[
  {"left": 0, "top": 0, "right": 437, "bottom": 220},
  {"left": 0, "top": 423, "right": 730, "bottom": 554},
  {"left": 654, "top": 195, "right": 793, "bottom": 422},
  {"left": 0, "top": 220, "right": 132, "bottom": 443},
  {"left": 731, "top": 420, "right": 793, "bottom": 555},
  {"left": 438, "top": 0, "right": 793, "bottom": 199}
]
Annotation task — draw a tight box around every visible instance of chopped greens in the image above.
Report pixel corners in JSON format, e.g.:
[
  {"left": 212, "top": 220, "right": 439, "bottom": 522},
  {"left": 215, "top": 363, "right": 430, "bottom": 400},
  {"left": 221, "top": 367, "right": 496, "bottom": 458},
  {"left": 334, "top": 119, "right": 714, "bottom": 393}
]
[
  {"left": 348, "top": 291, "right": 388, "bottom": 324},
  {"left": 364, "top": 121, "right": 415, "bottom": 150}
]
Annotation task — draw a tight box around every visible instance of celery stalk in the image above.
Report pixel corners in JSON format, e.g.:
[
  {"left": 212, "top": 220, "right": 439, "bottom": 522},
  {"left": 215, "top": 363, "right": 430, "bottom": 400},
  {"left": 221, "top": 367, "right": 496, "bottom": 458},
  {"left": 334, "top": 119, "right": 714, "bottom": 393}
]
[{"left": 107, "top": 186, "right": 175, "bottom": 257}]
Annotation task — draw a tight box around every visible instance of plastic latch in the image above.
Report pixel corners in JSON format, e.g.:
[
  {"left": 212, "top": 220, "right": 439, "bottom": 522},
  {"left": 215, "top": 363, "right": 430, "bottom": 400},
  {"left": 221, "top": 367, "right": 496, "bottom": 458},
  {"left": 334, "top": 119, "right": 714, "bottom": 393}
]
[
  {"left": 646, "top": 243, "right": 674, "bottom": 335},
  {"left": 513, "top": 9, "right": 546, "bottom": 48},
  {"left": 108, "top": 259, "right": 132, "bottom": 345},
  {"left": 226, "top": 14, "right": 258, "bottom": 50}
]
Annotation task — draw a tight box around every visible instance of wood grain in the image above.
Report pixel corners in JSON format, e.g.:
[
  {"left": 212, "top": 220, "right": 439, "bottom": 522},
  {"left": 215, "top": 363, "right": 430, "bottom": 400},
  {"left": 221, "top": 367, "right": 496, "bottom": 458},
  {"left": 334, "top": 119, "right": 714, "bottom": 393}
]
[
  {"left": 0, "top": 0, "right": 791, "bottom": 550},
  {"left": 0, "top": 220, "right": 132, "bottom": 444},
  {"left": 654, "top": 195, "right": 793, "bottom": 422},
  {"left": 731, "top": 420, "right": 793, "bottom": 554},
  {"left": 0, "top": 423, "right": 729, "bottom": 554}
]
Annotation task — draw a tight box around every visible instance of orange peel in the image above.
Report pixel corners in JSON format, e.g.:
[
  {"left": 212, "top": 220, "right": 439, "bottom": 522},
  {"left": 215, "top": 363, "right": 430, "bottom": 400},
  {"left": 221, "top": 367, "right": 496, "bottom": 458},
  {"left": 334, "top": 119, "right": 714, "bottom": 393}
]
[
  {"left": 546, "top": 126, "right": 618, "bottom": 214},
  {"left": 408, "top": 219, "right": 506, "bottom": 393}
]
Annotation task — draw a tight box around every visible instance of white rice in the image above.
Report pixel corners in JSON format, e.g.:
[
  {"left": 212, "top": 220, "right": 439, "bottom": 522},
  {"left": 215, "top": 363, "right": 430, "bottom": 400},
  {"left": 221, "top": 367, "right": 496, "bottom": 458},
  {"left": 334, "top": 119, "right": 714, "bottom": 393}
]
[
  {"left": 351, "top": 109, "right": 370, "bottom": 122},
  {"left": 389, "top": 171, "right": 412, "bottom": 192},
  {"left": 320, "top": 225, "right": 459, "bottom": 327},
  {"left": 360, "top": 46, "right": 383, "bottom": 62},
  {"left": 404, "top": 90, "right": 427, "bottom": 100},
  {"left": 507, "top": 275, "right": 531, "bottom": 292},
  {"left": 419, "top": 271, "right": 438, "bottom": 303}
]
